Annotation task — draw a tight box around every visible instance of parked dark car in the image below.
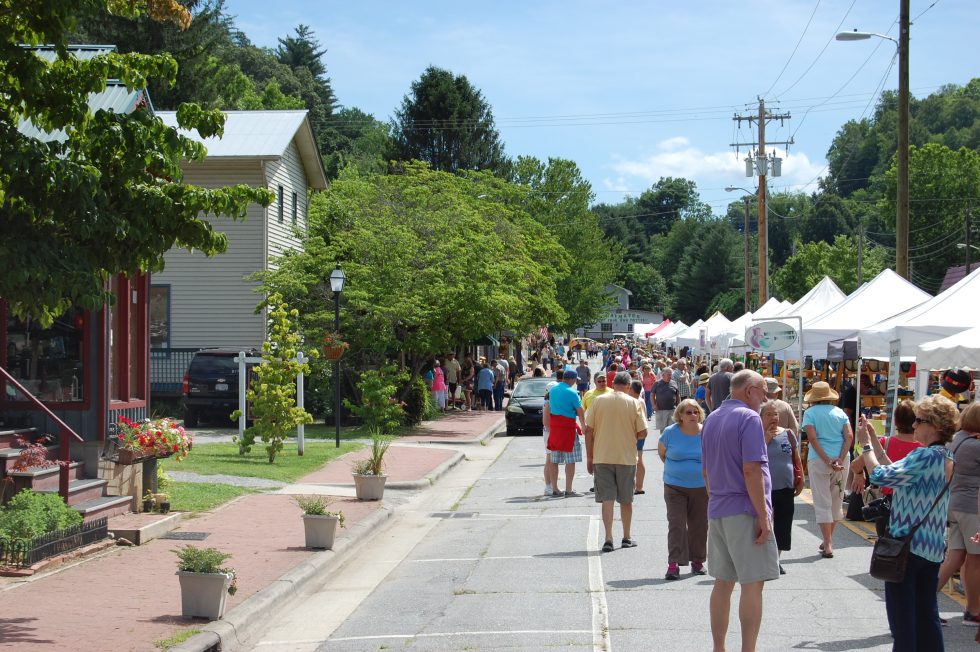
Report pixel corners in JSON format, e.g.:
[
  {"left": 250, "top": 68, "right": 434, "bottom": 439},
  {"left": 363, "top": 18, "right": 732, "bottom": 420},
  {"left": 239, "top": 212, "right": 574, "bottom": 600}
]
[
  {"left": 182, "top": 349, "right": 257, "bottom": 427},
  {"left": 504, "top": 378, "right": 555, "bottom": 436}
]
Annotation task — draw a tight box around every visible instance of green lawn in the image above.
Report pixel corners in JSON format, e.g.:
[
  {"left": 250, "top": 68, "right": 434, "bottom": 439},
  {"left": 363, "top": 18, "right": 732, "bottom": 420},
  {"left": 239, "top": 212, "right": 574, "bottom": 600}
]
[
  {"left": 161, "top": 441, "right": 361, "bottom": 483},
  {"left": 167, "top": 482, "right": 258, "bottom": 513}
]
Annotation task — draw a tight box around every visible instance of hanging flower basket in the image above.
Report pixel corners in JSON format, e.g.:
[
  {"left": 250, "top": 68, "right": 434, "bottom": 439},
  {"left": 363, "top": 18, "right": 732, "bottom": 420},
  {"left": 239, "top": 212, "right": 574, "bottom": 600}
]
[
  {"left": 321, "top": 332, "right": 349, "bottom": 360},
  {"left": 116, "top": 448, "right": 151, "bottom": 465},
  {"left": 322, "top": 345, "right": 346, "bottom": 361}
]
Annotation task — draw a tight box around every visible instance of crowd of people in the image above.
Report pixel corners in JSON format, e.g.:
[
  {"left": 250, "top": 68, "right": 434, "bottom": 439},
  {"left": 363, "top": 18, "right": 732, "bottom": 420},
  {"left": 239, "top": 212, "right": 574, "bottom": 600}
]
[{"left": 531, "top": 337, "right": 979, "bottom": 652}]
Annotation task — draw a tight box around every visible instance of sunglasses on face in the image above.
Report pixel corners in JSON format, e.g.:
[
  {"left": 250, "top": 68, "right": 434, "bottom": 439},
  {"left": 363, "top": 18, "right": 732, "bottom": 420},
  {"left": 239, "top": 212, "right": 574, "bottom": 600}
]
[{"left": 683, "top": 410, "right": 699, "bottom": 415}]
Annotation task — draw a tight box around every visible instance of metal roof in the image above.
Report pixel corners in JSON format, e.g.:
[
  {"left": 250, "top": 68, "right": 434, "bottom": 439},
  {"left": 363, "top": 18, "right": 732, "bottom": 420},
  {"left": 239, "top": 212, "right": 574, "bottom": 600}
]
[
  {"left": 17, "top": 82, "right": 145, "bottom": 143},
  {"left": 156, "top": 110, "right": 328, "bottom": 189},
  {"left": 29, "top": 44, "right": 118, "bottom": 62}
]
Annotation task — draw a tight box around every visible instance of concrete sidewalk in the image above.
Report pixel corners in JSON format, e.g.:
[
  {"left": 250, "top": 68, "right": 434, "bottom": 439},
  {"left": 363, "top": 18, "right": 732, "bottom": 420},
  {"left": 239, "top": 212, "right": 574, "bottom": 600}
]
[{"left": 0, "top": 411, "right": 504, "bottom": 652}]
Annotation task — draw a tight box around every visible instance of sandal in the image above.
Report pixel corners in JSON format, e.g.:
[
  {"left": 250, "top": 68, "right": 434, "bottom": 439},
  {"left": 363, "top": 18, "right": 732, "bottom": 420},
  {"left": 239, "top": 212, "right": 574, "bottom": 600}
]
[
  {"left": 601, "top": 540, "right": 615, "bottom": 553},
  {"left": 820, "top": 550, "right": 834, "bottom": 559},
  {"left": 634, "top": 490, "right": 645, "bottom": 495}
]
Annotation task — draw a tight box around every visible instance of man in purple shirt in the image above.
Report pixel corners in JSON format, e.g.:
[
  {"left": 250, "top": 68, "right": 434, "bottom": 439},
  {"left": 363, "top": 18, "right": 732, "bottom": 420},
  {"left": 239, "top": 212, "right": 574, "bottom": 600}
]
[{"left": 701, "top": 369, "right": 779, "bottom": 652}]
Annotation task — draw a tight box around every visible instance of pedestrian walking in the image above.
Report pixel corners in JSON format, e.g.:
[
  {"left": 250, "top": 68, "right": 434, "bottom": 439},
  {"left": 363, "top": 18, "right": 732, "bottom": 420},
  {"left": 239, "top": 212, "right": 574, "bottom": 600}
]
[
  {"left": 576, "top": 359, "right": 591, "bottom": 397},
  {"left": 760, "top": 400, "right": 804, "bottom": 575},
  {"left": 626, "top": 379, "right": 647, "bottom": 495},
  {"left": 658, "top": 398, "right": 708, "bottom": 580},
  {"left": 706, "top": 358, "right": 734, "bottom": 412},
  {"left": 546, "top": 369, "right": 586, "bottom": 497},
  {"left": 584, "top": 371, "right": 648, "bottom": 552},
  {"left": 492, "top": 358, "right": 506, "bottom": 411},
  {"left": 763, "top": 377, "right": 799, "bottom": 432},
  {"left": 476, "top": 362, "right": 494, "bottom": 411},
  {"left": 652, "top": 368, "right": 679, "bottom": 433},
  {"left": 444, "top": 352, "right": 462, "bottom": 409},
  {"left": 673, "top": 357, "right": 692, "bottom": 400},
  {"left": 701, "top": 369, "right": 779, "bottom": 652},
  {"left": 431, "top": 360, "right": 448, "bottom": 411}
]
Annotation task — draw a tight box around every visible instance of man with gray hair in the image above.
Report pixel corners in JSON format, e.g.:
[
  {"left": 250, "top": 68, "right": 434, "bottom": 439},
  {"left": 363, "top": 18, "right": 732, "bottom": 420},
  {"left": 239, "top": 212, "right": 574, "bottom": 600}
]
[
  {"left": 706, "top": 358, "right": 734, "bottom": 412},
  {"left": 701, "top": 369, "right": 779, "bottom": 652},
  {"left": 585, "top": 371, "right": 648, "bottom": 552}
]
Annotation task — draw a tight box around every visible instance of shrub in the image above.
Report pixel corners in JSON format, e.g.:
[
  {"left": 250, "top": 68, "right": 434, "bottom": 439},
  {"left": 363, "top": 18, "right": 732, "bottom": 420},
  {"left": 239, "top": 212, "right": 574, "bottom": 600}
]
[
  {"left": 402, "top": 375, "right": 435, "bottom": 426},
  {"left": 344, "top": 364, "right": 406, "bottom": 435},
  {"left": 0, "top": 490, "right": 83, "bottom": 545},
  {"left": 173, "top": 545, "right": 238, "bottom": 594}
]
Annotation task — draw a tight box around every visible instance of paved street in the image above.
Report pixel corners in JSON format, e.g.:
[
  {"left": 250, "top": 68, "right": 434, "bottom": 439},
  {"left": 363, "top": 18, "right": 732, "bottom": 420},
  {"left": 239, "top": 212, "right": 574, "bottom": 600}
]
[{"left": 244, "top": 420, "right": 979, "bottom": 652}]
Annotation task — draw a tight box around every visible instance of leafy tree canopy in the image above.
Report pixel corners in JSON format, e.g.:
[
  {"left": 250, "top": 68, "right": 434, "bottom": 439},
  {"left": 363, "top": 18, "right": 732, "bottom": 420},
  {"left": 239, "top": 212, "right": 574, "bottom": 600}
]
[
  {"left": 0, "top": 0, "right": 273, "bottom": 324},
  {"left": 392, "top": 66, "right": 508, "bottom": 175},
  {"left": 772, "top": 235, "right": 891, "bottom": 302}
]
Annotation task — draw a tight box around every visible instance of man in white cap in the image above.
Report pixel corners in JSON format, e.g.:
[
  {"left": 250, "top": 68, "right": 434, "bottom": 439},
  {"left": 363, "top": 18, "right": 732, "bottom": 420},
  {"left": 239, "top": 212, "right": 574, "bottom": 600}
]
[{"left": 764, "top": 377, "right": 799, "bottom": 433}]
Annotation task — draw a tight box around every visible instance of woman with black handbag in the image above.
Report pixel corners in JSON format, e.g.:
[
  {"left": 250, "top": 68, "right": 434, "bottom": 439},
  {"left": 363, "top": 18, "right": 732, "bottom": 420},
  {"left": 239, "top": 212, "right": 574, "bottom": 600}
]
[{"left": 855, "top": 394, "right": 958, "bottom": 652}]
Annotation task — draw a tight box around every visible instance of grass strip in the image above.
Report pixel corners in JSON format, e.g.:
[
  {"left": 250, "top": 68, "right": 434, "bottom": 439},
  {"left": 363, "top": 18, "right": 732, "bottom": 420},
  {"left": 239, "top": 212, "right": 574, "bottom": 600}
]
[
  {"left": 168, "top": 482, "right": 259, "bottom": 513},
  {"left": 162, "top": 441, "right": 361, "bottom": 483}
]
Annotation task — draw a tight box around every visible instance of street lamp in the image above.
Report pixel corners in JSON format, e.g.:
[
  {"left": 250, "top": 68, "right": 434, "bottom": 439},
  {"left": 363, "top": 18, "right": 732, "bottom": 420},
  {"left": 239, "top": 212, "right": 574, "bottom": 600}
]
[
  {"left": 836, "top": 1, "right": 910, "bottom": 280},
  {"left": 329, "top": 265, "right": 346, "bottom": 448},
  {"left": 726, "top": 186, "right": 757, "bottom": 312}
]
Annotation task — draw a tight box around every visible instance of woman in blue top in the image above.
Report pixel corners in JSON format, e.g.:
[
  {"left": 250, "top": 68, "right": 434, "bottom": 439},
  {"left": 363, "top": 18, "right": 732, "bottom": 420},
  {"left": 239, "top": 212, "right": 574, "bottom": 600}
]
[
  {"left": 856, "top": 394, "right": 958, "bottom": 652},
  {"left": 658, "top": 398, "right": 708, "bottom": 580},
  {"left": 801, "top": 381, "right": 853, "bottom": 558}
]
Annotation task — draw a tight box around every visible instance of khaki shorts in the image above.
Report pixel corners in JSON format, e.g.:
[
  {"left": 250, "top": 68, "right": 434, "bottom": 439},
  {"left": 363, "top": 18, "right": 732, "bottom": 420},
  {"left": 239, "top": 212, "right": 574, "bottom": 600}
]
[
  {"left": 594, "top": 463, "right": 636, "bottom": 504},
  {"left": 707, "top": 513, "right": 780, "bottom": 584},
  {"left": 947, "top": 510, "right": 980, "bottom": 554}
]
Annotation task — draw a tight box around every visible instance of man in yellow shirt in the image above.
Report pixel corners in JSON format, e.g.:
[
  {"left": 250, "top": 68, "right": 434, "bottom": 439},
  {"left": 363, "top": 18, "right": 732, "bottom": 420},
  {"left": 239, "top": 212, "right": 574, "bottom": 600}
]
[
  {"left": 582, "top": 373, "right": 611, "bottom": 412},
  {"left": 585, "top": 371, "right": 649, "bottom": 552}
]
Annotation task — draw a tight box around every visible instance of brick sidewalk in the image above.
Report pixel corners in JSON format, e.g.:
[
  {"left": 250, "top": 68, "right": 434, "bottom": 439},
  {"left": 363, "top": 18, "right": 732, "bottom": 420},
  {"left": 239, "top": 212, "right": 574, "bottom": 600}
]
[{"left": 0, "top": 410, "right": 501, "bottom": 651}]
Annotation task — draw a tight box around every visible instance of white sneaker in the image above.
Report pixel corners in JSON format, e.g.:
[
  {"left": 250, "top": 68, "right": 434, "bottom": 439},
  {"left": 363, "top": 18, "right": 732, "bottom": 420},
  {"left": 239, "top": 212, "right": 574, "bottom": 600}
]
[{"left": 544, "top": 486, "right": 553, "bottom": 496}]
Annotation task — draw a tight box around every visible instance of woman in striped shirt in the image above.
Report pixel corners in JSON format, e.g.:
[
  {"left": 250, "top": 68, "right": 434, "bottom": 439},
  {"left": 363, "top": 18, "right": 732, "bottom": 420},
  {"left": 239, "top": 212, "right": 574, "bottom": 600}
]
[{"left": 855, "top": 394, "right": 959, "bottom": 652}]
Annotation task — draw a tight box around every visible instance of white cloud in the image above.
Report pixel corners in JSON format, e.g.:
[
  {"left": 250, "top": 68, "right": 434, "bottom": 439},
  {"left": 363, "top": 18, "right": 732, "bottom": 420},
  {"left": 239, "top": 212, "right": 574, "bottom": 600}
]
[{"left": 604, "top": 138, "right": 826, "bottom": 195}]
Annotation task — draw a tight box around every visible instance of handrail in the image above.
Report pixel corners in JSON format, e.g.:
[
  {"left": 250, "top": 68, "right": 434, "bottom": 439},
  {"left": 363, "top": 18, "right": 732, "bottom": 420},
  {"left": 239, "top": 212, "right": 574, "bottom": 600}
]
[{"left": 0, "top": 365, "right": 83, "bottom": 502}]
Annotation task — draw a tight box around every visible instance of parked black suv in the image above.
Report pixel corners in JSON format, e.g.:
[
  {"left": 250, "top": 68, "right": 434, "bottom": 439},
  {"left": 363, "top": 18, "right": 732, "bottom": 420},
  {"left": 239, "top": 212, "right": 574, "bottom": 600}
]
[{"left": 182, "top": 349, "right": 257, "bottom": 427}]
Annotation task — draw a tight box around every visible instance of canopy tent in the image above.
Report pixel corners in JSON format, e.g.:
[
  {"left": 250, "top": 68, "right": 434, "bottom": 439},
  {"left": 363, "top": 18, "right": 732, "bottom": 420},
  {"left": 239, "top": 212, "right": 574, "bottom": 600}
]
[
  {"left": 710, "top": 311, "right": 754, "bottom": 352},
  {"left": 652, "top": 320, "right": 689, "bottom": 342},
  {"left": 674, "top": 312, "right": 732, "bottom": 350},
  {"left": 771, "top": 276, "right": 847, "bottom": 322},
  {"left": 917, "top": 325, "right": 980, "bottom": 371},
  {"left": 800, "top": 269, "right": 930, "bottom": 360},
  {"left": 633, "top": 321, "right": 671, "bottom": 338},
  {"left": 662, "top": 319, "right": 702, "bottom": 346},
  {"left": 752, "top": 297, "right": 786, "bottom": 319},
  {"left": 860, "top": 266, "right": 980, "bottom": 358}
]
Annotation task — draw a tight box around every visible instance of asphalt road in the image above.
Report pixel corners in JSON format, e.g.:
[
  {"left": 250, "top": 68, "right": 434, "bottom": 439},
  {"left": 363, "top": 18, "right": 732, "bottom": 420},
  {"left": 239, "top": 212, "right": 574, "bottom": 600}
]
[{"left": 245, "top": 367, "right": 977, "bottom": 651}]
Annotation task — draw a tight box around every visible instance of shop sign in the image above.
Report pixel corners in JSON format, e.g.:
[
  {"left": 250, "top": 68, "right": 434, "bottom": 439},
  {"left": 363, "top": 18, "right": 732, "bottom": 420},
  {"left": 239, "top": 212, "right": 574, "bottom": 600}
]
[{"left": 745, "top": 321, "right": 798, "bottom": 352}]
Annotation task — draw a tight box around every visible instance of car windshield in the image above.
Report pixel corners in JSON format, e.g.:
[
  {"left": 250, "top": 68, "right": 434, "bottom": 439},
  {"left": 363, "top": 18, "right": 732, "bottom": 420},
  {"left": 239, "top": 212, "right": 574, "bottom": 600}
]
[
  {"left": 190, "top": 355, "right": 238, "bottom": 375},
  {"left": 511, "top": 380, "right": 553, "bottom": 398}
]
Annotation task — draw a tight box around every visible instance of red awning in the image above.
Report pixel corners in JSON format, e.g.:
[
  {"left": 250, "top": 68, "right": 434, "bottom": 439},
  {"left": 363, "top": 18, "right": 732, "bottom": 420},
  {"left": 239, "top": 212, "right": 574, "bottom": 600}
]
[{"left": 645, "top": 320, "right": 672, "bottom": 337}]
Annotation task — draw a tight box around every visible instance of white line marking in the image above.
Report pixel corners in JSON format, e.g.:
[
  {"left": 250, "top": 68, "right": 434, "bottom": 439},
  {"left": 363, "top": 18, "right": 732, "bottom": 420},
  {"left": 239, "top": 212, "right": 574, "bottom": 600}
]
[
  {"left": 588, "top": 515, "right": 612, "bottom": 652},
  {"left": 327, "top": 629, "right": 593, "bottom": 642},
  {"left": 408, "top": 555, "right": 534, "bottom": 562}
]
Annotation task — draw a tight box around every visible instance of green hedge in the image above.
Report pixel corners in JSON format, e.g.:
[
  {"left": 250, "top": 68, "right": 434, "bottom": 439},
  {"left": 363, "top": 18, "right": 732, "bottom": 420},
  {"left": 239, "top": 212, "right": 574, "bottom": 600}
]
[{"left": 0, "top": 490, "right": 83, "bottom": 545}]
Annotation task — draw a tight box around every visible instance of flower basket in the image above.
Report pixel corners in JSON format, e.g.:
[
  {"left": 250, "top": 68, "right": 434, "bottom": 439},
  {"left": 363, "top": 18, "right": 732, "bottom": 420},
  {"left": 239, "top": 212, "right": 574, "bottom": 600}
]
[
  {"left": 322, "top": 345, "right": 346, "bottom": 361},
  {"left": 117, "top": 449, "right": 150, "bottom": 465}
]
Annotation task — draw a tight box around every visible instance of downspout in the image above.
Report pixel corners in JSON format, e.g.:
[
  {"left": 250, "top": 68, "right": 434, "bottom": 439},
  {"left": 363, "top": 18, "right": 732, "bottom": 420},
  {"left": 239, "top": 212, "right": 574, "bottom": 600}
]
[{"left": 261, "top": 159, "right": 270, "bottom": 344}]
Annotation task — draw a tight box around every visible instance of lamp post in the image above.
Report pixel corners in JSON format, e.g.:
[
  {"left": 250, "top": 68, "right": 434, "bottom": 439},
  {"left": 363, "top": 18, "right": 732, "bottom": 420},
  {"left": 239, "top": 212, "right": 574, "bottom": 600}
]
[
  {"left": 726, "top": 186, "right": 756, "bottom": 312},
  {"left": 837, "top": 0, "right": 910, "bottom": 279},
  {"left": 329, "top": 266, "right": 346, "bottom": 448}
]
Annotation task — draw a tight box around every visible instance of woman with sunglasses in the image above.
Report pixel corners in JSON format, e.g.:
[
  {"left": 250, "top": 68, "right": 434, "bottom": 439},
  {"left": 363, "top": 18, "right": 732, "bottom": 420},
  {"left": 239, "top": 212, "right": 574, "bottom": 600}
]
[
  {"left": 658, "top": 398, "right": 708, "bottom": 580},
  {"left": 856, "top": 394, "right": 958, "bottom": 650}
]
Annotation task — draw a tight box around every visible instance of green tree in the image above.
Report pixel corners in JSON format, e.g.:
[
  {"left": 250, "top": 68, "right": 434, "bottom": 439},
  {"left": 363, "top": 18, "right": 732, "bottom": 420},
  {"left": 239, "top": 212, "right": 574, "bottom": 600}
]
[
  {"left": 233, "top": 295, "right": 314, "bottom": 462},
  {"left": 392, "top": 66, "right": 508, "bottom": 175},
  {"left": 275, "top": 24, "right": 336, "bottom": 114},
  {"left": 510, "top": 156, "right": 620, "bottom": 330},
  {"left": 671, "top": 221, "right": 743, "bottom": 323},
  {"left": 617, "top": 260, "right": 669, "bottom": 313},
  {"left": 772, "top": 235, "right": 891, "bottom": 301},
  {"left": 1, "top": 1, "right": 273, "bottom": 324},
  {"left": 881, "top": 143, "right": 980, "bottom": 292},
  {"left": 318, "top": 107, "right": 393, "bottom": 179},
  {"left": 634, "top": 177, "right": 705, "bottom": 238},
  {"left": 257, "top": 163, "right": 565, "bottom": 392},
  {"left": 800, "top": 193, "right": 856, "bottom": 245}
]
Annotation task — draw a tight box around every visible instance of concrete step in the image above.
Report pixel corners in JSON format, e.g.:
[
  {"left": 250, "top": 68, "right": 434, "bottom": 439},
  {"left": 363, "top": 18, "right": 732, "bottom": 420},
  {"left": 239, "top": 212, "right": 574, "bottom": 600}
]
[
  {"left": 0, "top": 427, "right": 38, "bottom": 450},
  {"left": 72, "top": 495, "right": 133, "bottom": 523},
  {"left": 37, "top": 478, "right": 109, "bottom": 506},
  {"left": 8, "top": 461, "right": 84, "bottom": 492}
]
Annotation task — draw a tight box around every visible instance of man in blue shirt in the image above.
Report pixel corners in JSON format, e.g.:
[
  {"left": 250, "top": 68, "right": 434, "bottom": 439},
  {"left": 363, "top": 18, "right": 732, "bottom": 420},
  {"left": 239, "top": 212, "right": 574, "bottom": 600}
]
[{"left": 476, "top": 363, "right": 495, "bottom": 411}]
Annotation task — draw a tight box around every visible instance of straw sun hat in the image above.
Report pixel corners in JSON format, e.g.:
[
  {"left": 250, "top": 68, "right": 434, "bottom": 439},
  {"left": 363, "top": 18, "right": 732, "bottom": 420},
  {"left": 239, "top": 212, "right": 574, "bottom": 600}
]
[{"left": 804, "top": 381, "right": 839, "bottom": 403}]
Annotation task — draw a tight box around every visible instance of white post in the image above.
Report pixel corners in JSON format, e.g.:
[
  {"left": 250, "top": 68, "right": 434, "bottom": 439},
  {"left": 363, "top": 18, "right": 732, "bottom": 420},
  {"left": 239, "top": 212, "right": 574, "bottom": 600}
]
[
  {"left": 236, "top": 350, "right": 247, "bottom": 440},
  {"left": 296, "top": 351, "right": 307, "bottom": 456}
]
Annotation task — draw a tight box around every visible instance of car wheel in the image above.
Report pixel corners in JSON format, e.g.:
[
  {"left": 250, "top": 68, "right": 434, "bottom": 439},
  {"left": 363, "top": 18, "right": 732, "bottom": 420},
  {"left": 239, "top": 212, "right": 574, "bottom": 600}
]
[
  {"left": 506, "top": 426, "right": 516, "bottom": 436},
  {"left": 183, "top": 408, "right": 199, "bottom": 428}
]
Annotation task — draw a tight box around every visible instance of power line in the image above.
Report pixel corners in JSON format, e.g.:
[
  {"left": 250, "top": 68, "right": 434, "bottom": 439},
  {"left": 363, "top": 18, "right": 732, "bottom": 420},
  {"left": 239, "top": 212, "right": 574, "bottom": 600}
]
[
  {"left": 911, "top": 0, "right": 941, "bottom": 22},
  {"left": 762, "top": 0, "right": 822, "bottom": 98},
  {"left": 774, "top": 0, "right": 858, "bottom": 98}
]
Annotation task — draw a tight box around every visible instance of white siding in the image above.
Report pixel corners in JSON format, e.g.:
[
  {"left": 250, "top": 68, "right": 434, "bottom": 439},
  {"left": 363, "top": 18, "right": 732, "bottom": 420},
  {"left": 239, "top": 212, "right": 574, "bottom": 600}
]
[
  {"left": 266, "top": 140, "right": 309, "bottom": 264},
  {"left": 154, "top": 162, "right": 268, "bottom": 349}
]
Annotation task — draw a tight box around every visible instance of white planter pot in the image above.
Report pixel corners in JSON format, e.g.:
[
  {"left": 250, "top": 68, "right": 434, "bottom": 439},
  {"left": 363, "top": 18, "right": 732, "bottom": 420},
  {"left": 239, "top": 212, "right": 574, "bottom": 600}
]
[
  {"left": 302, "top": 514, "right": 340, "bottom": 549},
  {"left": 176, "top": 571, "right": 232, "bottom": 620},
  {"left": 353, "top": 474, "right": 387, "bottom": 501}
]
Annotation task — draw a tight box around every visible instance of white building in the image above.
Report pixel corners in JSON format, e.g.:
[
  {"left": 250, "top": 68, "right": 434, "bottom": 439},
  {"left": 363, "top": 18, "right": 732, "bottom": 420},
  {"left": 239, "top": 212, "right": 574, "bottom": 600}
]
[{"left": 579, "top": 284, "right": 665, "bottom": 340}]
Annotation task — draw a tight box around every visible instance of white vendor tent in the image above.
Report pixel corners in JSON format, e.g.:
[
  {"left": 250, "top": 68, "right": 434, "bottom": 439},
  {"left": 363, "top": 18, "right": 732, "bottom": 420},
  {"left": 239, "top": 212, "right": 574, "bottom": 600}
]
[
  {"left": 653, "top": 320, "right": 689, "bottom": 342},
  {"left": 917, "top": 325, "right": 980, "bottom": 371},
  {"left": 772, "top": 276, "right": 847, "bottom": 322},
  {"left": 800, "top": 269, "right": 930, "bottom": 359},
  {"left": 753, "top": 297, "right": 786, "bottom": 319},
  {"left": 665, "top": 319, "right": 704, "bottom": 348},
  {"left": 674, "top": 312, "right": 732, "bottom": 350},
  {"left": 711, "top": 311, "right": 754, "bottom": 352},
  {"left": 860, "top": 265, "right": 980, "bottom": 358}
]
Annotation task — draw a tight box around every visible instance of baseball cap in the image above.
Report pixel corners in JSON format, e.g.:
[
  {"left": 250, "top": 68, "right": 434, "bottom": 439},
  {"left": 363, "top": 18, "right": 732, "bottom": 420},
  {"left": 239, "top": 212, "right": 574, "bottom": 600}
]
[{"left": 562, "top": 369, "right": 579, "bottom": 380}]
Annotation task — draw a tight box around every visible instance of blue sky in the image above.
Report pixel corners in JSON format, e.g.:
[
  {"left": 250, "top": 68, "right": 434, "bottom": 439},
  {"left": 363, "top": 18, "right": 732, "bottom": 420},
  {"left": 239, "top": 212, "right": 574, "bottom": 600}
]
[{"left": 224, "top": 0, "right": 978, "bottom": 212}]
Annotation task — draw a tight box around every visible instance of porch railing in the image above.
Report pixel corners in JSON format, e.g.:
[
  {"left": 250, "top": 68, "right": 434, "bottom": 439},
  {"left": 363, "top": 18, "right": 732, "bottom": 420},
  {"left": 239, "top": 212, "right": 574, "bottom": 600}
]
[{"left": 0, "top": 365, "right": 84, "bottom": 502}]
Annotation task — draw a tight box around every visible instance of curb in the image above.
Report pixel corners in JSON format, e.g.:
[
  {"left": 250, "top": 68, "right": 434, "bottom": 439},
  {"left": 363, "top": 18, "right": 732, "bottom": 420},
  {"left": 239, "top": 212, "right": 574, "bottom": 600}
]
[
  {"left": 412, "top": 416, "right": 504, "bottom": 446},
  {"left": 170, "top": 505, "right": 394, "bottom": 652},
  {"left": 386, "top": 449, "right": 466, "bottom": 490}
]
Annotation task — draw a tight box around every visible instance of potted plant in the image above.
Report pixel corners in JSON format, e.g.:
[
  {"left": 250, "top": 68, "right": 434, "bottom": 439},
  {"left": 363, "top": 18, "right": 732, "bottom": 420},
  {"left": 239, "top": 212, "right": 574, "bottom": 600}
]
[
  {"left": 295, "top": 495, "right": 345, "bottom": 549},
  {"left": 142, "top": 490, "right": 154, "bottom": 513},
  {"left": 115, "top": 416, "right": 193, "bottom": 463},
  {"left": 174, "top": 545, "right": 238, "bottom": 620},
  {"left": 321, "top": 331, "right": 349, "bottom": 361},
  {"left": 352, "top": 432, "right": 392, "bottom": 501}
]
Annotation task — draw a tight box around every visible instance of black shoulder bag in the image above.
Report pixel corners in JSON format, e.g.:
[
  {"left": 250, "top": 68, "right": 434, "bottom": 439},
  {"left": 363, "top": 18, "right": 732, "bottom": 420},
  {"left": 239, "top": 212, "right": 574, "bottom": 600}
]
[{"left": 869, "top": 442, "right": 959, "bottom": 583}]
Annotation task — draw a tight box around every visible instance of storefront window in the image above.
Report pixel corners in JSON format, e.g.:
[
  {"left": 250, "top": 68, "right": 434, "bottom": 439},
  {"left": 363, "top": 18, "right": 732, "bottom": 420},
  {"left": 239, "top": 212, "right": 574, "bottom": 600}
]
[
  {"left": 149, "top": 285, "right": 170, "bottom": 348},
  {"left": 5, "top": 309, "right": 85, "bottom": 403}
]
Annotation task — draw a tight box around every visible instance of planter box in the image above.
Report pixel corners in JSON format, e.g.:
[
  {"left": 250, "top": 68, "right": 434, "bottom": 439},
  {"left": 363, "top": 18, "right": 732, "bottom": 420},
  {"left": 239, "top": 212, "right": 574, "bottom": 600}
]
[
  {"left": 177, "top": 571, "right": 232, "bottom": 620},
  {"left": 302, "top": 514, "right": 340, "bottom": 549},
  {"left": 97, "top": 459, "right": 143, "bottom": 512},
  {"left": 353, "top": 474, "right": 387, "bottom": 501}
]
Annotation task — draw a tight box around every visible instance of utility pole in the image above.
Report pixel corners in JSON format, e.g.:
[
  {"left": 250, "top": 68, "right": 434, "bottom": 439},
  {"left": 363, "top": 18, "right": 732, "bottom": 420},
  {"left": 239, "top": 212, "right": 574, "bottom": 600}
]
[
  {"left": 857, "top": 221, "right": 864, "bottom": 286},
  {"left": 731, "top": 98, "right": 792, "bottom": 303},
  {"left": 896, "top": 0, "right": 910, "bottom": 279},
  {"left": 743, "top": 198, "right": 752, "bottom": 312},
  {"left": 967, "top": 203, "right": 973, "bottom": 274}
]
